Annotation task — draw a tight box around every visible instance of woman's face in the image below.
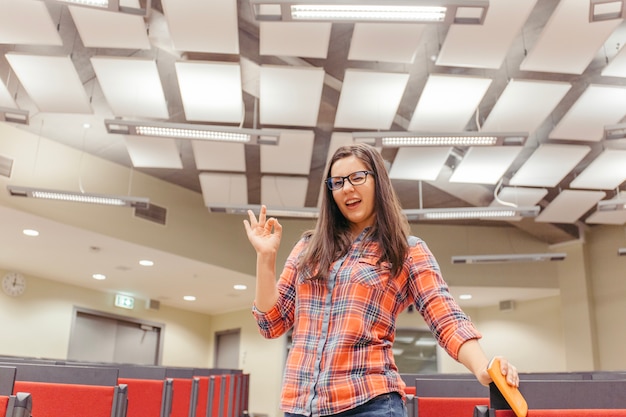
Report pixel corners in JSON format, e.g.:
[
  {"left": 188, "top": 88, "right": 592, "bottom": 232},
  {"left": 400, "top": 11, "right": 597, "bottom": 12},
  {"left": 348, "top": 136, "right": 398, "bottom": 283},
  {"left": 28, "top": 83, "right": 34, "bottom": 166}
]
[{"left": 329, "top": 155, "right": 376, "bottom": 237}]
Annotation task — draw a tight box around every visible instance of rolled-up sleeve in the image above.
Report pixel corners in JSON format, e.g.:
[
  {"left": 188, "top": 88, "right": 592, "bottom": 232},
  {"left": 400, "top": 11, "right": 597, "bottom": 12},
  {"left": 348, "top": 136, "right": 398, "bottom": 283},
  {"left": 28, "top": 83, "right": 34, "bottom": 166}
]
[
  {"left": 251, "top": 238, "right": 307, "bottom": 339},
  {"left": 407, "top": 238, "right": 482, "bottom": 360}
]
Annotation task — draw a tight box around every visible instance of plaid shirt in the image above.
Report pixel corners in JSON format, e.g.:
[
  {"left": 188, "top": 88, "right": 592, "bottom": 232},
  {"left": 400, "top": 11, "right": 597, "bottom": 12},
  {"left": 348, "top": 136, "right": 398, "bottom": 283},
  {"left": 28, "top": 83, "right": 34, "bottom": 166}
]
[{"left": 252, "top": 232, "right": 481, "bottom": 416}]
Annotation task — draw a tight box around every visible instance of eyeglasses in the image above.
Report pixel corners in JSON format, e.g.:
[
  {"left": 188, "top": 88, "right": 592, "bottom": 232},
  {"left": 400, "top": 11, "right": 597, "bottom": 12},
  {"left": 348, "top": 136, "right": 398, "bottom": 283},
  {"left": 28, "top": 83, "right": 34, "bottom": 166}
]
[{"left": 326, "top": 170, "right": 374, "bottom": 191}]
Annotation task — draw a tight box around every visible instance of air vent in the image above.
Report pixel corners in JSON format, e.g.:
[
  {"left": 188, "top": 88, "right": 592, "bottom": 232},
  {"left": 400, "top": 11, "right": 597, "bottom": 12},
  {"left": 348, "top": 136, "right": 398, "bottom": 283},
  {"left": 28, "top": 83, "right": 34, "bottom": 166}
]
[
  {"left": 499, "top": 300, "right": 516, "bottom": 312},
  {"left": 146, "top": 299, "right": 161, "bottom": 310},
  {"left": 134, "top": 202, "right": 167, "bottom": 225},
  {"left": 0, "top": 154, "right": 13, "bottom": 178}
]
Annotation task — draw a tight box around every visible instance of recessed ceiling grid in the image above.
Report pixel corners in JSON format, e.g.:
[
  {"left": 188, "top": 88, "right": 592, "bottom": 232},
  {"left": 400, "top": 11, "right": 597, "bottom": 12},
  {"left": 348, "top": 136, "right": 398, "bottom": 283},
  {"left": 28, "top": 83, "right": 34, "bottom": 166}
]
[{"left": 0, "top": 0, "right": 625, "bottom": 241}]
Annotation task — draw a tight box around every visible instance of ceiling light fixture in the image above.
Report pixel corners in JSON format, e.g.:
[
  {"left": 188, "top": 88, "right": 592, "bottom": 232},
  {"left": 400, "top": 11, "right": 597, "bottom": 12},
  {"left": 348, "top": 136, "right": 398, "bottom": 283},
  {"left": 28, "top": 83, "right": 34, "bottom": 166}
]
[
  {"left": 589, "top": 0, "right": 624, "bottom": 22},
  {"left": 7, "top": 185, "right": 150, "bottom": 209},
  {"left": 597, "top": 198, "right": 626, "bottom": 212},
  {"left": 353, "top": 131, "right": 527, "bottom": 147},
  {"left": 603, "top": 122, "right": 626, "bottom": 140},
  {"left": 207, "top": 204, "right": 320, "bottom": 219},
  {"left": 404, "top": 205, "right": 540, "bottom": 221},
  {"left": 105, "top": 119, "right": 281, "bottom": 145},
  {"left": 451, "top": 253, "right": 567, "bottom": 264},
  {"left": 0, "top": 106, "right": 29, "bottom": 125},
  {"left": 250, "top": 0, "right": 489, "bottom": 24},
  {"left": 619, "top": 248, "right": 626, "bottom": 256},
  {"left": 55, "top": 0, "right": 152, "bottom": 16}
]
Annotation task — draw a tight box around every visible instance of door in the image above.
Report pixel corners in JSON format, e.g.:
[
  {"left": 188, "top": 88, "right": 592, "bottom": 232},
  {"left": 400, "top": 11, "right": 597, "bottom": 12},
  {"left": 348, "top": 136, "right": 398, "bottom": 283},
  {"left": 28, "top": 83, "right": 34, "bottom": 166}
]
[{"left": 68, "top": 307, "right": 163, "bottom": 365}]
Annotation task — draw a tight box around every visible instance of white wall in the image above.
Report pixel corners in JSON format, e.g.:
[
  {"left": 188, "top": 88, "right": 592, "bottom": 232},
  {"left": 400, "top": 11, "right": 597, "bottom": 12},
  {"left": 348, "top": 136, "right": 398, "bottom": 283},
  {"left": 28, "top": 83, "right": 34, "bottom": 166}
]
[{"left": 0, "top": 270, "right": 213, "bottom": 366}]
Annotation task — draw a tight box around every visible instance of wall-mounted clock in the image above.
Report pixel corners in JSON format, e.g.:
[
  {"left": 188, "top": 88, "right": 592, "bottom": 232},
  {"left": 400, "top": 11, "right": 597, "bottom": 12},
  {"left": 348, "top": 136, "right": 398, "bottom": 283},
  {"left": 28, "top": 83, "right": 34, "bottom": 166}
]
[{"left": 2, "top": 272, "right": 27, "bottom": 297}]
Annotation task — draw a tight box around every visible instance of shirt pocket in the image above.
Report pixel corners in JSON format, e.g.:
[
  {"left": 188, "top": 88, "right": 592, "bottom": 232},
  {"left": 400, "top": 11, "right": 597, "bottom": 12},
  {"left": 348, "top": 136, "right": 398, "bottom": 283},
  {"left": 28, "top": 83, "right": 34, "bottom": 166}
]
[{"left": 350, "top": 256, "right": 392, "bottom": 290}]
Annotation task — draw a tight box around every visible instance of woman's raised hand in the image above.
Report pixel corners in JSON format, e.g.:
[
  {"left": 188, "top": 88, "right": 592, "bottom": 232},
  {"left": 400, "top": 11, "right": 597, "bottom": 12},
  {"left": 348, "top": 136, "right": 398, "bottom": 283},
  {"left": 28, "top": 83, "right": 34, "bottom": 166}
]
[{"left": 243, "top": 205, "right": 282, "bottom": 255}]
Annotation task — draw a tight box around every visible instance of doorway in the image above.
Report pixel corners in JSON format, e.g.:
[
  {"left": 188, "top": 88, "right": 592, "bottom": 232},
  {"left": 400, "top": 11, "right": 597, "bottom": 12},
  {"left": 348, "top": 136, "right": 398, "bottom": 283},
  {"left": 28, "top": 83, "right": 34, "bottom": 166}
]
[
  {"left": 214, "top": 328, "right": 240, "bottom": 369},
  {"left": 67, "top": 307, "right": 164, "bottom": 365}
]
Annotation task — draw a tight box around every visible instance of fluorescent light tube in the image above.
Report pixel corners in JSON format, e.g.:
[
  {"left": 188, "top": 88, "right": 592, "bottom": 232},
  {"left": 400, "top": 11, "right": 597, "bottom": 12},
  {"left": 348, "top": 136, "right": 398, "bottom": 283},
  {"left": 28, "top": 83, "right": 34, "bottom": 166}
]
[
  {"left": 7, "top": 185, "right": 150, "bottom": 209},
  {"left": 250, "top": 0, "right": 489, "bottom": 24},
  {"left": 290, "top": 4, "right": 446, "bottom": 22},
  {"left": 105, "top": 119, "right": 281, "bottom": 145},
  {"left": 404, "top": 206, "right": 540, "bottom": 221},
  {"left": 353, "top": 131, "right": 528, "bottom": 147},
  {"left": 208, "top": 204, "right": 319, "bottom": 218}
]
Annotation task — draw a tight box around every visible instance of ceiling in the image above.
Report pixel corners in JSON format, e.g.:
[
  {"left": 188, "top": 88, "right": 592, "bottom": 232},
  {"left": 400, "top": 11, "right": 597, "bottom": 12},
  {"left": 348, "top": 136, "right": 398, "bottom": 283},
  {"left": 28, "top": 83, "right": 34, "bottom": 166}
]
[{"left": 1, "top": 0, "right": 626, "bottom": 315}]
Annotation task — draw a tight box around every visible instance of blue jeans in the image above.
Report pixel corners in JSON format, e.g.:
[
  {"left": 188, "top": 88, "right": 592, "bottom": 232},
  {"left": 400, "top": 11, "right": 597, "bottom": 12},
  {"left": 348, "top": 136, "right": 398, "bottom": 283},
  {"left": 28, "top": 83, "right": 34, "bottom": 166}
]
[{"left": 285, "top": 392, "right": 406, "bottom": 417}]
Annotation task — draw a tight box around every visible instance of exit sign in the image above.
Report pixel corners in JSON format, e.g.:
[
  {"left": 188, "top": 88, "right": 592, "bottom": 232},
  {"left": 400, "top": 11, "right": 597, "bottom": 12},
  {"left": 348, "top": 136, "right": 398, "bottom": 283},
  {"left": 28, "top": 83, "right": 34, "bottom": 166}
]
[{"left": 114, "top": 294, "right": 135, "bottom": 309}]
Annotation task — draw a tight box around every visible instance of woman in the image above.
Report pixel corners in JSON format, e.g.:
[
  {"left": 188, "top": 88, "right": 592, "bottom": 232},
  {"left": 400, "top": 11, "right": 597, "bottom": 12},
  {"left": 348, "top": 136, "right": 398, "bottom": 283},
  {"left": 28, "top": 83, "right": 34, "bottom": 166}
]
[{"left": 244, "top": 143, "right": 519, "bottom": 417}]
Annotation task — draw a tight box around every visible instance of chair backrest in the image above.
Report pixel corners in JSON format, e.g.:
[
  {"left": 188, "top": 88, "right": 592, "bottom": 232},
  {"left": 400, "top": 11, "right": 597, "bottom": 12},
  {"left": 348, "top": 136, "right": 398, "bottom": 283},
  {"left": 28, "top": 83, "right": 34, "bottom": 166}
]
[
  {"left": 415, "top": 378, "right": 488, "bottom": 398},
  {"left": 118, "top": 365, "right": 173, "bottom": 417},
  {"left": 413, "top": 377, "right": 489, "bottom": 417},
  {"left": 165, "top": 368, "right": 198, "bottom": 417},
  {"left": 491, "top": 379, "right": 626, "bottom": 410},
  {"left": 0, "top": 367, "right": 16, "bottom": 397},
  {"left": 2, "top": 362, "right": 126, "bottom": 417}
]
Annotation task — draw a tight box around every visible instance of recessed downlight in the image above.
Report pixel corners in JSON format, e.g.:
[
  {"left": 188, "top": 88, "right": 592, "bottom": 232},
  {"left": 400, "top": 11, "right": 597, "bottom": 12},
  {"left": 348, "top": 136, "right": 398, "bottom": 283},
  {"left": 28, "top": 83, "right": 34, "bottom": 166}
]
[
  {"left": 93, "top": 273, "right": 106, "bottom": 280},
  {"left": 23, "top": 229, "right": 39, "bottom": 237},
  {"left": 183, "top": 295, "right": 196, "bottom": 301},
  {"left": 233, "top": 284, "right": 247, "bottom": 290},
  {"left": 139, "top": 259, "right": 154, "bottom": 266}
]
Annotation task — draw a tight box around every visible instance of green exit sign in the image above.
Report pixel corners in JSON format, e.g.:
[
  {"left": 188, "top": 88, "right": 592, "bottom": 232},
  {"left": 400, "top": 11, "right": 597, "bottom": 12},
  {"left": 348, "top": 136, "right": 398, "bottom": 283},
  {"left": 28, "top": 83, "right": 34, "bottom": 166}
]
[{"left": 114, "top": 294, "right": 135, "bottom": 309}]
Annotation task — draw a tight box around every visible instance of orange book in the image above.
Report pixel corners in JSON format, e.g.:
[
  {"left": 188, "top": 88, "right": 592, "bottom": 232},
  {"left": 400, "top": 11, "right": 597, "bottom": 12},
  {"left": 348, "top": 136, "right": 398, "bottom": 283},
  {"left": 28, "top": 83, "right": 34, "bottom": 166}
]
[{"left": 487, "top": 357, "right": 528, "bottom": 417}]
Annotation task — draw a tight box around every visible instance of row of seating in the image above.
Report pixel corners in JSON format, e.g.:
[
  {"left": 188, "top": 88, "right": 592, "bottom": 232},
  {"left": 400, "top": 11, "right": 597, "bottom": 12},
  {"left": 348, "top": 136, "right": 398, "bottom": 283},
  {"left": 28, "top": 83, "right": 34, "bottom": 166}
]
[
  {"left": 401, "top": 370, "right": 626, "bottom": 417},
  {"left": 0, "top": 357, "right": 249, "bottom": 417}
]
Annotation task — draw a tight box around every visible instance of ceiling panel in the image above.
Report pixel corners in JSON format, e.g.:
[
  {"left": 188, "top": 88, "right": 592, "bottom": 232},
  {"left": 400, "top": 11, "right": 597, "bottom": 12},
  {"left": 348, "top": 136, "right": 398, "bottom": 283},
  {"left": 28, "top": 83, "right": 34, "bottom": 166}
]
[
  {"left": 199, "top": 172, "right": 247, "bottom": 206},
  {"left": 5, "top": 53, "right": 92, "bottom": 113},
  {"left": 449, "top": 147, "right": 523, "bottom": 185},
  {"left": 125, "top": 136, "right": 182, "bottom": 169},
  {"left": 259, "top": 65, "right": 325, "bottom": 127},
  {"left": 335, "top": 69, "right": 409, "bottom": 130},
  {"left": 481, "top": 79, "right": 571, "bottom": 134},
  {"left": 260, "top": 130, "right": 314, "bottom": 175},
  {"left": 520, "top": 0, "right": 622, "bottom": 74},
  {"left": 175, "top": 61, "right": 243, "bottom": 123},
  {"left": 191, "top": 141, "right": 246, "bottom": 172},
  {"left": 535, "top": 190, "right": 606, "bottom": 224},
  {"left": 260, "top": 22, "right": 331, "bottom": 58},
  {"left": 389, "top": 147, "right": 451, "bottom": 181},
  {"left": 261, "top": 176, "right": 308, "bottom": 207},
  {"left": 509, "top": 144, "right": 591, "bottom": 188},
  {"left": 349, "top": 23, "right": 426, "bottom": 64},
  {"left": 69, "top": 6, "right": 151, "bottom": 50},
  {"left": 408, "top": 74, "right": 491, "bottom": 131},
  {"left": 91, "top": 56, "right": 169, "bottom": 119},
  {"left": 161, "top": 0, "right": 239, "bottom": 54},
  {"left": 569, "top": 149, "right": 626, "bottom": 190},
  {"left": 548, "top": 85, "right": 626, "bottom": 141},
  {"left": 0, "top": 0, "right": 62, "bottom": 46},
  {"left": 437, "top": 0, "right": 537, "bottom": 69}
]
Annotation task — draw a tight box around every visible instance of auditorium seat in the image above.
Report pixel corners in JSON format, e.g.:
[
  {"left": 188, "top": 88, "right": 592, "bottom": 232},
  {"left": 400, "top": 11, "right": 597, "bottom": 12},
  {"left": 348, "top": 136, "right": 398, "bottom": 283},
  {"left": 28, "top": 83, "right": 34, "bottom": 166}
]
[
  {"left": 166, "top": 367, "right": 199, "bottom": 417},
  {"left": 490, "top": 377, "right": 626, "bottom": 416},
  {"left": 1, "top": 362, "right": 127, "bottom": 417},
  {"left": 413, "top": 377, "right": 489, "bottom": 417},
  {"left": 118, "top": 365, "right": 173, "bottom": 417}
]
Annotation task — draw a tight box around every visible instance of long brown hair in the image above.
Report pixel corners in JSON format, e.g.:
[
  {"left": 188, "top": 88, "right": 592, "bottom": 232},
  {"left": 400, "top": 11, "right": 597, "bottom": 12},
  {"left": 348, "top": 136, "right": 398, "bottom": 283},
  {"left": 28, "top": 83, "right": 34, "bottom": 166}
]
[{"left": 299, "top": 143, "right": 410, "bottom": 279}]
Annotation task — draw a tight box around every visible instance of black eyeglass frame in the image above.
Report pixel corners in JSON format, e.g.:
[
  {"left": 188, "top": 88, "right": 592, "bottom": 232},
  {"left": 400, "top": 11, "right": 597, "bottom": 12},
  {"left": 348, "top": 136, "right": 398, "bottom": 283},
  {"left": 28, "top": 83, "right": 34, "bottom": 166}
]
[{"left": 325, "top": 170, "right": 374, "bottom": 191}]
